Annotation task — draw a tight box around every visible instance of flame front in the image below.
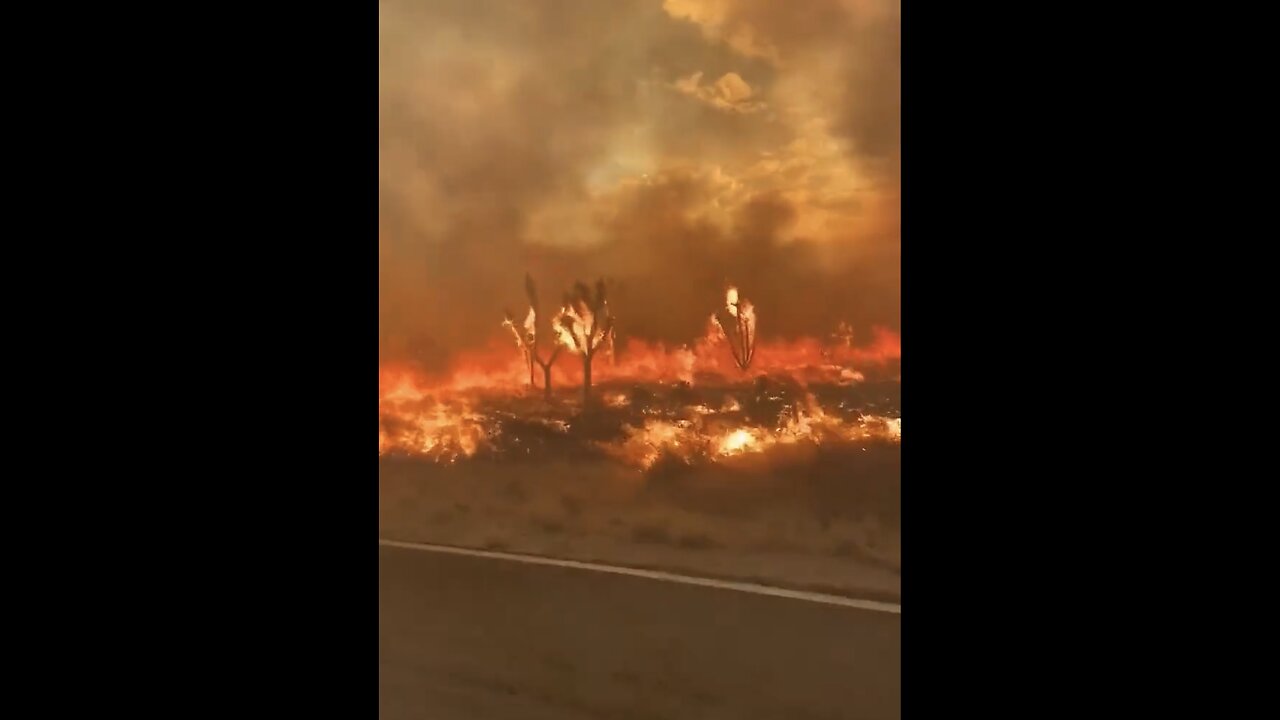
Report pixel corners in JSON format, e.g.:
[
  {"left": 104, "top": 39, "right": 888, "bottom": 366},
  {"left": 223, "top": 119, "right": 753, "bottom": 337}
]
[
  {"left": 596, "top": 393, "right": 902, "bottom": 470},
  {"left": 381, "top": 356, "right": 902, "bottom": 471},
  {"left": 380, "top": 325, "right": 898, "bottom": 397},
  {"left": 382, "top": 304, "right": 900, "bottom": 468}
]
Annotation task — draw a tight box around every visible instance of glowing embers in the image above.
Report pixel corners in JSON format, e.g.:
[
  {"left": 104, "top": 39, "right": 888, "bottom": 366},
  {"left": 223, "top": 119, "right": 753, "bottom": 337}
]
[
  {"left": 596, "top": 392, "right": 902, "bottom": 470},
  {"left": 718, "top": 428, "right": 758, "bottom": 456},
  {"left": 379, "top": 346, "right": 901, "bottom": 467}
]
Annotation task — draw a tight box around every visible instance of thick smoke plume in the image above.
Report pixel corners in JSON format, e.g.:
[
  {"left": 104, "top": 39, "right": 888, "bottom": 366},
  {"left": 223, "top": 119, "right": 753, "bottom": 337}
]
[{"left": 380, "top": 0, "right": 899, "bottom": 372}]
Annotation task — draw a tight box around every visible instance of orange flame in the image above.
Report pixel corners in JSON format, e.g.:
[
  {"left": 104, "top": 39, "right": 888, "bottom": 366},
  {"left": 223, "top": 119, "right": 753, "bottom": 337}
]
[
  {"left": 381, "top": 325, "right": 899, "bottom": 399},
  {"left": 379, "top": 321, "right": 900, "bottom": 464}
]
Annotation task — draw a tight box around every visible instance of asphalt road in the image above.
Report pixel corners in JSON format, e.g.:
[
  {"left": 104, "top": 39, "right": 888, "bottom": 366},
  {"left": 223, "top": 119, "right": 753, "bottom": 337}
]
[{"left": 380, "top": 544, "right": 901, "bottom": 720}]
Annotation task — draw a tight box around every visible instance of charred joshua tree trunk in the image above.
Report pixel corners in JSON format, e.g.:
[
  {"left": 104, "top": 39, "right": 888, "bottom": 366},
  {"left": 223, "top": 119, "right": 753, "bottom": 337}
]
[
  {"left": 540, "top": 362, "right": 554, "bottom": 400},
  {"left": 532, "top": 342, "right": 561, "bottom": 401}
]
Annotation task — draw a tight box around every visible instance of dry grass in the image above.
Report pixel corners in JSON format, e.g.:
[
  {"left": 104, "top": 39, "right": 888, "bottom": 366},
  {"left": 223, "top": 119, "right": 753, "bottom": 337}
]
[{"left": 379, "top": 443, "right": 901, "bottom": 599}]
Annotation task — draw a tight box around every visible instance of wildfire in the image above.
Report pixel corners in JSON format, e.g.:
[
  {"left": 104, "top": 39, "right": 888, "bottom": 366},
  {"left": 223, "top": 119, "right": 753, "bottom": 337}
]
[
  {"left": 553, "top": 280, "right": 616, "bottom": 376},
  {"left": 501, "top": 307, "right": 537, "bottom": 357},
  {"left": 718, "top": 428, "right": 757, "bottom": 455},
  {"left": 378, "top": 326, "right": 899, "bottom": 400},
  {"left": 381, "top": 374, "right": 901, "bottom": 469},
  {"left": 554, "top": 302, "right": 613, "bottom": 359},
  {"left": 380, "top": 277, "right": 900, "bottom": 468},
  {"left": 595, "top": 395, "right": 902, "bottom": 471},
  {"left": 378, "top": 397, "right": 491, "bottom": 463}
]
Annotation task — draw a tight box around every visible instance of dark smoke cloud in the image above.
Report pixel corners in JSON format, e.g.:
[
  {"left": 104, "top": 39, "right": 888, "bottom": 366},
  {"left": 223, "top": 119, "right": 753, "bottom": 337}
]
[{"left": 379, "top": 0, "right": 899, "bottom": 367}]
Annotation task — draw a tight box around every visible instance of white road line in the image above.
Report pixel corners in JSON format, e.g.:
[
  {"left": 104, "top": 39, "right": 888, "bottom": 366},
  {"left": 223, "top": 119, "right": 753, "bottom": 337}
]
[{"left": 379, "top": 538, "right": 901, "bottom": 615}]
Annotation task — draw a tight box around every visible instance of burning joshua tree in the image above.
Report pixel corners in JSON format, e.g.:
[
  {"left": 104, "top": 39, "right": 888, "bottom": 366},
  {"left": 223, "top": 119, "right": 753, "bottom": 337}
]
[
  {"left": 503, "top": 274, "right": 563, "bottom": 400},
  {"left": 553, "top": 279, "right": 615, "bottom": 406},
  {"left": 831, "top": 320, "right": 856, "bottom": 348},
  {"left": 710, "top": 286, "right": 756, "bottom": 370}
]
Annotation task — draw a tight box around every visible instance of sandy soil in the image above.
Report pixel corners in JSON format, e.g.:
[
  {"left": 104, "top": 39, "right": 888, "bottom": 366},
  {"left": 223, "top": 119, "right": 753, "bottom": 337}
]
[{"left": 379, "top": 440, "right": 900, "bottom": 601}]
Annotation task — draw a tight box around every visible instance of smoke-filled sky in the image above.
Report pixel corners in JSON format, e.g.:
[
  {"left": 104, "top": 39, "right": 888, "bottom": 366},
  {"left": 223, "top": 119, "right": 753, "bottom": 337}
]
[{"left": 380, "top": 0, "right": 899, "bottom": 371}]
